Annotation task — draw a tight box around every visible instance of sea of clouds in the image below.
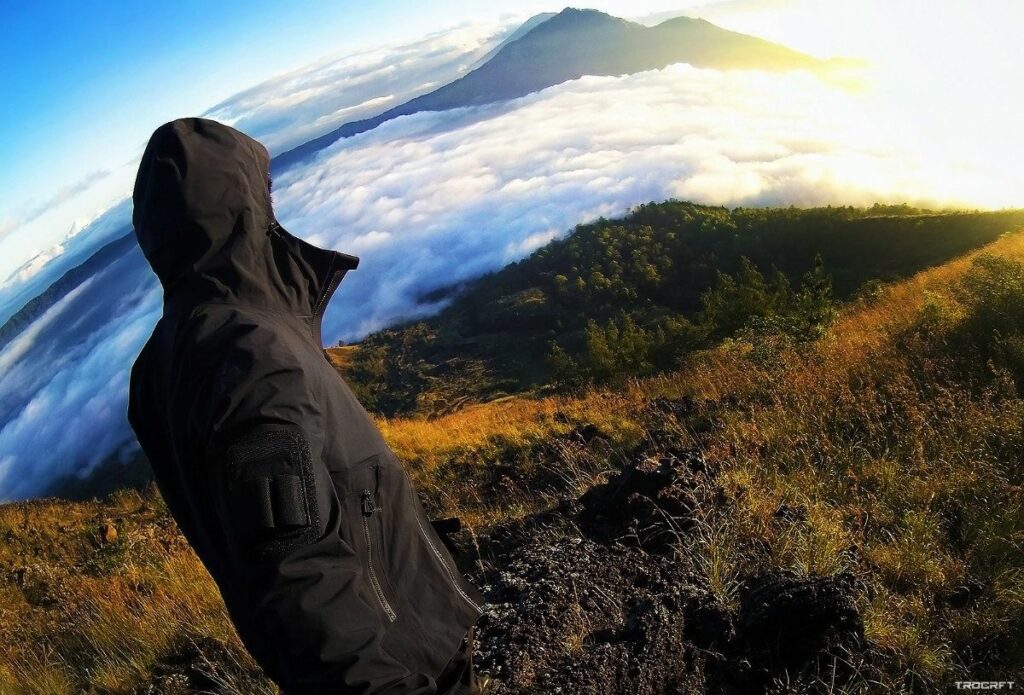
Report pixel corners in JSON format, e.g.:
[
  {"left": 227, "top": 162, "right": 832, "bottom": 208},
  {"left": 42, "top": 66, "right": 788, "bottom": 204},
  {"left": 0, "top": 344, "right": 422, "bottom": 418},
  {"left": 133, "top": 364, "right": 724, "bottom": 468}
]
[
  {"left": 0, "top": 34, "right": 1012, "bottom": 500},
  {"left": 275, "top": 63, "right": 993, "bottom": 339}
]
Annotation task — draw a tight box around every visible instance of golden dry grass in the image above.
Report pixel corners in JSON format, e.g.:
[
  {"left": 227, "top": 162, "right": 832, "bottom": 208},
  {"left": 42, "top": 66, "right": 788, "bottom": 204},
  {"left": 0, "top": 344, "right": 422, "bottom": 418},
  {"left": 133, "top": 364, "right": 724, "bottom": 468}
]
[
  {"left": 0, "top": 491, "right": 273, "bottom": 695},
  {"left": 324, "top": 344, "right": 359, "bottom": 375}
]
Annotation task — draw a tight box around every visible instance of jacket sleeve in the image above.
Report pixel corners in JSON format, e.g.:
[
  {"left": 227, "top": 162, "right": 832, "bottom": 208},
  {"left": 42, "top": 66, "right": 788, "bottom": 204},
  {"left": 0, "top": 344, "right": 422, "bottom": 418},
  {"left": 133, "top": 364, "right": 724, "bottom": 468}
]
[{"left": 181, "top": 323, "right": 437, "bottom": 695}]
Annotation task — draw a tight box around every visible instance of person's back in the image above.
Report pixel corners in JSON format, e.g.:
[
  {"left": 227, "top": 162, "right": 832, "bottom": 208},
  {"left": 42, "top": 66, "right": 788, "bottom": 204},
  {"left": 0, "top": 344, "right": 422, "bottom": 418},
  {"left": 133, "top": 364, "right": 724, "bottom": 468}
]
[{"left": 128, "top": 118, "right": 482, "bottom": 694}]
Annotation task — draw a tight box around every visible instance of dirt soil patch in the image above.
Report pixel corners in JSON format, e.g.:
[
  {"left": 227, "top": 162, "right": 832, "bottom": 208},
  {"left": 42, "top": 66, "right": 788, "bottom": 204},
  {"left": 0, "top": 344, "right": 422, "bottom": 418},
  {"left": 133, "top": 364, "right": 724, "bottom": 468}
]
[{"left": 465, "top": 447, "right": 867, "bottom": 694}]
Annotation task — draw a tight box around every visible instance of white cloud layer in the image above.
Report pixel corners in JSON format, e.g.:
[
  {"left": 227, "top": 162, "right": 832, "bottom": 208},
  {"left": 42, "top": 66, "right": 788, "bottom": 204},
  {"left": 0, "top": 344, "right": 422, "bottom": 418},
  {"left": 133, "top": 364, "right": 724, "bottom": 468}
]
[
  {"left": 271, "top": 62, "right": 1011, "bottom": 341},
  {"left": 0, "top": 246, "right": 160, "bottom": 499}
]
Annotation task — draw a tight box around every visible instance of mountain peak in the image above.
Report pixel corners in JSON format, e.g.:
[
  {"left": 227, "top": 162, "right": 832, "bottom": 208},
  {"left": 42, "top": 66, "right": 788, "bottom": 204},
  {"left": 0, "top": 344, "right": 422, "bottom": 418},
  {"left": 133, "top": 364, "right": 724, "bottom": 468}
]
[
  {"left": 543, "top": 7, "right": 632, "bottom": 29},
  {"left": 655, "top": 14, "right": 712, "bottom": 27},
  {"left": 552, "top": 7, "right": 606, "bottom": 18}
]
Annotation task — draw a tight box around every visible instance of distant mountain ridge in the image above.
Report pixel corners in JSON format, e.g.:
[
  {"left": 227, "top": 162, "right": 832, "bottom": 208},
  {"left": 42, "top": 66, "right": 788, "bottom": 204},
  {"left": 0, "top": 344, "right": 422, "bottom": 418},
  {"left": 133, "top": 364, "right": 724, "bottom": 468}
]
[
  {"left": 0, "top": 232, "right": 136, "bottom": 351},
  {"left": 272, "top": 7, "right": 821, "bottom": 172}
]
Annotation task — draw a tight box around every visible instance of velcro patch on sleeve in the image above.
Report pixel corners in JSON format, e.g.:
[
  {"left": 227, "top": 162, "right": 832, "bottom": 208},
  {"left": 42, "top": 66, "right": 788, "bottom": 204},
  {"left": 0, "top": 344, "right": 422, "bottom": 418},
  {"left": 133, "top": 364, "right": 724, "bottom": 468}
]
[{"left": 222, "top": 426, "right": 320, "bottom": 559}]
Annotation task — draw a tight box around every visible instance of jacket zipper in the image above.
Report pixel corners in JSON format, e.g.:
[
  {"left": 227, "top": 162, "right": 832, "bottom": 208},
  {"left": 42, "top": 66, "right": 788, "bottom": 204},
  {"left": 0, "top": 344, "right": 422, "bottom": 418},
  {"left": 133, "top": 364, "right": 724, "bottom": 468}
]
[
  {"left": 315, "top": 269, "right": 343, "bottom": 320},
  {"left": 313, "top": 269, "right": 343, "bottom": 349},
  {"left": 413, "top": 514, "right": 482, "bottom": 614},
  {"left": 360, "top": 490, "right": 397, "bottom": 622}
]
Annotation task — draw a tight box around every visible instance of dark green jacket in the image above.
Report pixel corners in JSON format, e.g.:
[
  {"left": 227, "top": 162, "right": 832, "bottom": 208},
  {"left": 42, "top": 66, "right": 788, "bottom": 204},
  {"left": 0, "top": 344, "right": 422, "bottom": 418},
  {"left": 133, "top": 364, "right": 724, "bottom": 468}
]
[{"left": 128, "top": 118, "right": 482, "bottom": 694}]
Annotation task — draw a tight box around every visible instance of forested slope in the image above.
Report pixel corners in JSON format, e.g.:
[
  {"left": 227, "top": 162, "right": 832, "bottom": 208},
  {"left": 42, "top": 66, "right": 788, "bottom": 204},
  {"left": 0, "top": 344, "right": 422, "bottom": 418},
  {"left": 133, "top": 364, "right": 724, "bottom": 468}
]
[{"left": 343, "top": 202, "right": 1024, "bottom": 416}]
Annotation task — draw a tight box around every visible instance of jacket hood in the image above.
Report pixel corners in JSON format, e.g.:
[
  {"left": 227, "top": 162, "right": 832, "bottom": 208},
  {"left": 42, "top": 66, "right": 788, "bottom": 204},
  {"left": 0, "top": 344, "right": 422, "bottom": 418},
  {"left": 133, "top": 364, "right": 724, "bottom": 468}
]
[{"left": 132, "top": 118, "right": 358, "bottom": 331}]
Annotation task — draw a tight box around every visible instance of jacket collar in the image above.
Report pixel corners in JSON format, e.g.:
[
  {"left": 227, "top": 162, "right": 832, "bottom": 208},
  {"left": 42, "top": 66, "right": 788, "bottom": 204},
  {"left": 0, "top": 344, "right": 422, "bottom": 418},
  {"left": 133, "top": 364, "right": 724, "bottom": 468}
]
[
  {"left": 161, "top": 219, "right": 359, "bottom": 346},
  {"left": 268, "top": 221, "right": 359, "bottom": 346}
]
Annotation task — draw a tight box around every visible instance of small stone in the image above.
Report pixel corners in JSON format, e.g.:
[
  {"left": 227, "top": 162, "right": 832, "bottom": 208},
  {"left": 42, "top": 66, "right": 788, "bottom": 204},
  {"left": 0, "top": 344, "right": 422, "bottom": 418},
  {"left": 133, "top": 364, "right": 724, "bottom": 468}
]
[{"left": 101, "top": 520, "right": 118, "bottom": 544}]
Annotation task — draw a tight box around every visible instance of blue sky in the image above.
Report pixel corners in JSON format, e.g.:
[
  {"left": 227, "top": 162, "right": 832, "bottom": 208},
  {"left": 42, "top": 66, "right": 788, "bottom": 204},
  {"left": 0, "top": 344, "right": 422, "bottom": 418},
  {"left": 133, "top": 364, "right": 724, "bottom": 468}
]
[
  {"left": 1, "top": 0, "right": 480, "bottom": 207},
  {"left": 1, "top": 0, "right": 497, "bottom": 166}
]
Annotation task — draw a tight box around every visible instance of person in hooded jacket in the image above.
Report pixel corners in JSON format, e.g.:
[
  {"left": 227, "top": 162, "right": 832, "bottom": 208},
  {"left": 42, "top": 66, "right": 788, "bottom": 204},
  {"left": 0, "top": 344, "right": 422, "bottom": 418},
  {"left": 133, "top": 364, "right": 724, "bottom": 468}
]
[{"left": 128, "top": 118, "right": 485, "bottom": 694}]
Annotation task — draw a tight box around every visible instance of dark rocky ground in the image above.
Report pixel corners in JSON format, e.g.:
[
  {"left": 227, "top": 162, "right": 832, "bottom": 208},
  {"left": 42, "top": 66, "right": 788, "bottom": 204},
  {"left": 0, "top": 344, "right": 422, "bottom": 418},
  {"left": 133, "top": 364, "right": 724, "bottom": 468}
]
[{"left": 442, "top": 430, "right": 868, "bottom": 695}]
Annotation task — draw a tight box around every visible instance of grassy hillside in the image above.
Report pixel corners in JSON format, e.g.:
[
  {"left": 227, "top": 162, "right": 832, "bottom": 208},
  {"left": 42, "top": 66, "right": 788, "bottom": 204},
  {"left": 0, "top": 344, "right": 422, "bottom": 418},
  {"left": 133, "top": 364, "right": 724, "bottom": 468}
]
[
  {"left": 343, "top": 202, "right": 1024, "bottom": 417},
  {"left": 3, "top": 226, "right": 1024, "bottom": 693}
]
